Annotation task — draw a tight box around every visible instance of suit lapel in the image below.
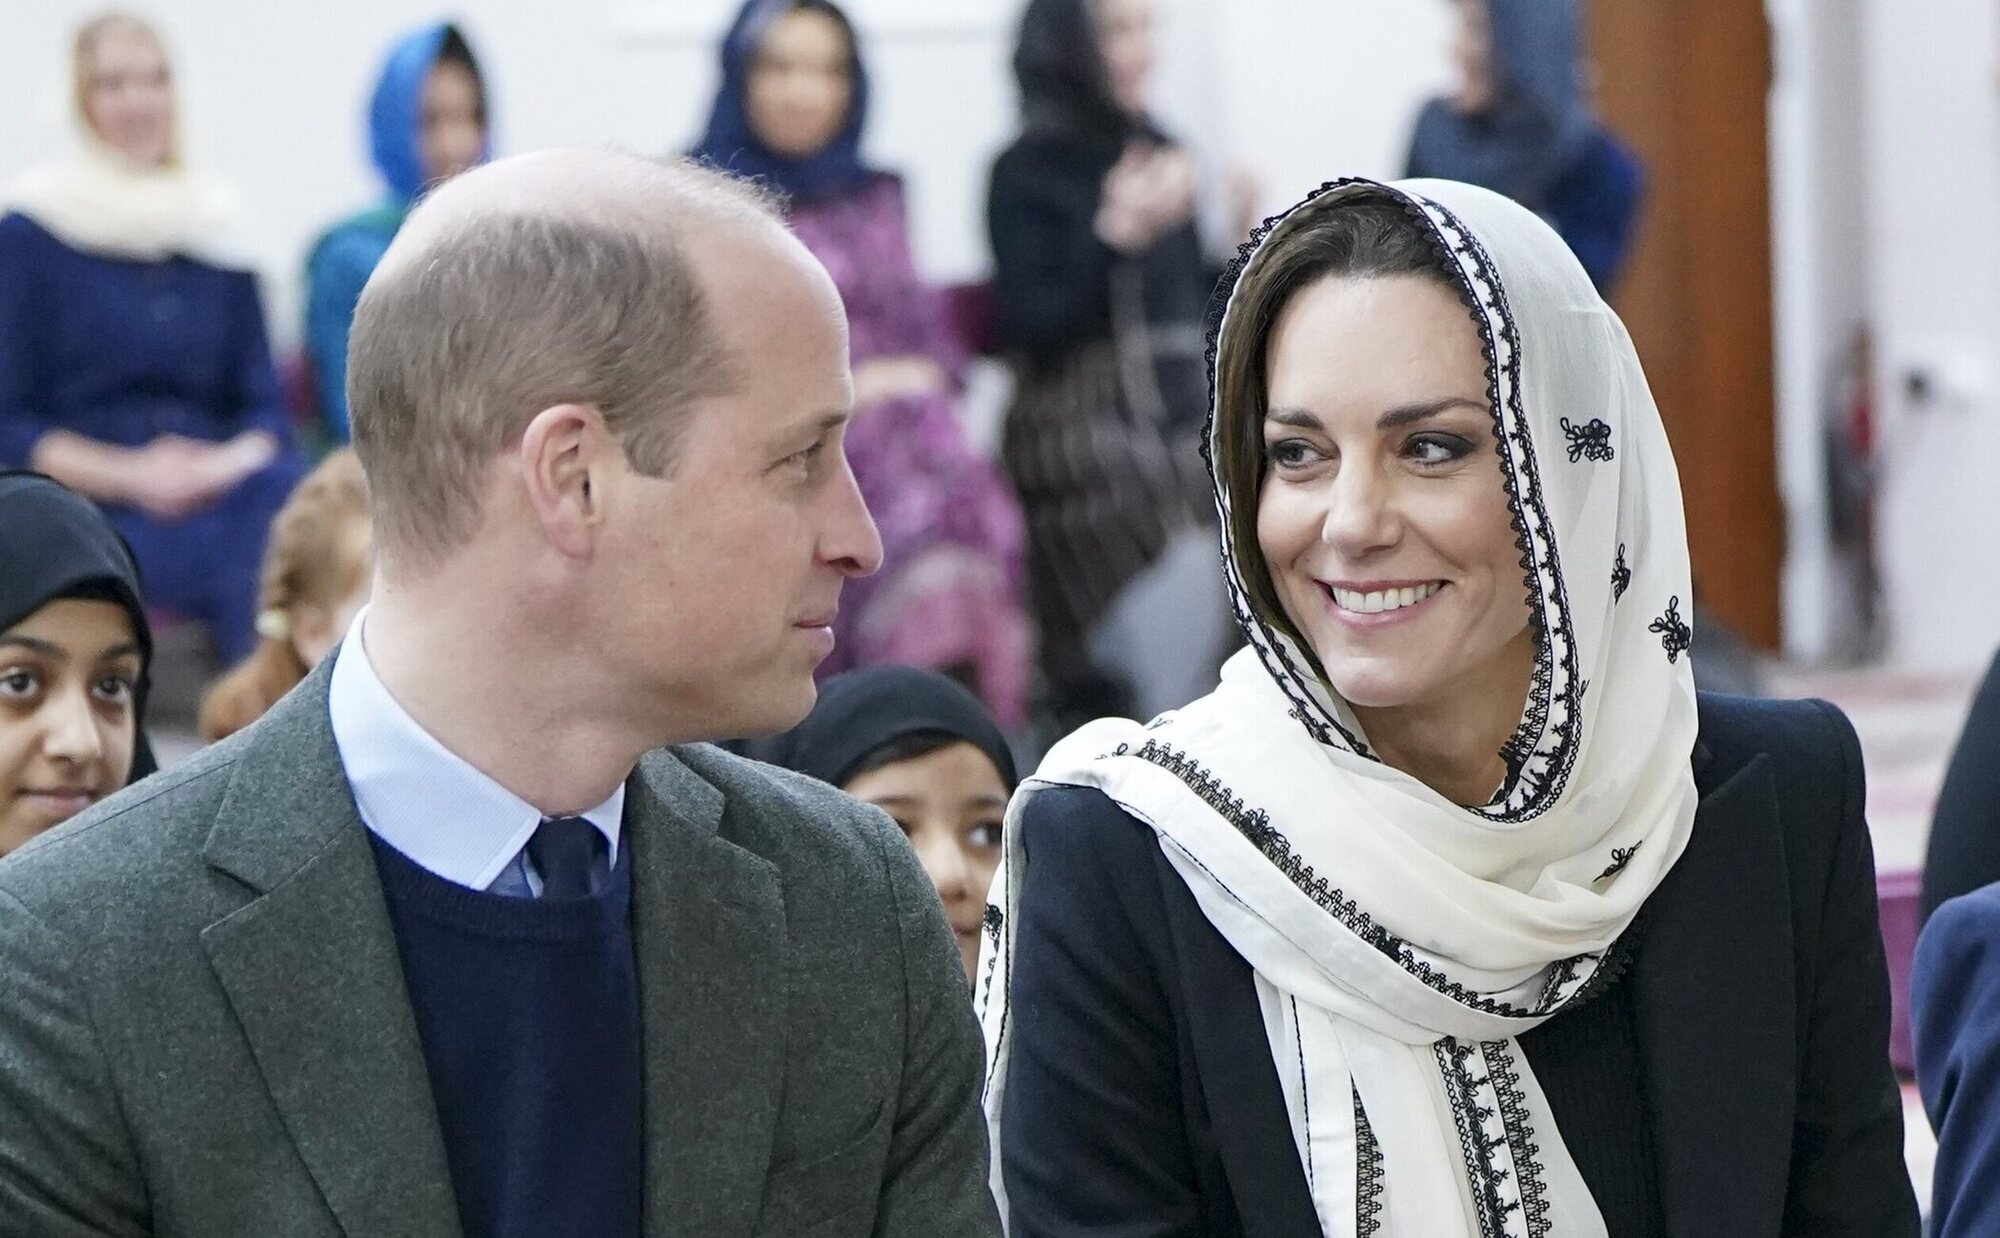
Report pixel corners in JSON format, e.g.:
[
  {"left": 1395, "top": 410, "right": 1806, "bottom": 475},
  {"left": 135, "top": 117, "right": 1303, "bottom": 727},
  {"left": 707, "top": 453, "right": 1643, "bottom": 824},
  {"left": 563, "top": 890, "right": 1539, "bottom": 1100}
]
[
  {"left": 197, "top": 663, "right": 460, "bottom": 1235},
  {"left": 627, "top": 749, "right": 789, "bottom": 1238},
  {"left": 1630, "top": 746, "right": 1796, "bottom": 1238}
]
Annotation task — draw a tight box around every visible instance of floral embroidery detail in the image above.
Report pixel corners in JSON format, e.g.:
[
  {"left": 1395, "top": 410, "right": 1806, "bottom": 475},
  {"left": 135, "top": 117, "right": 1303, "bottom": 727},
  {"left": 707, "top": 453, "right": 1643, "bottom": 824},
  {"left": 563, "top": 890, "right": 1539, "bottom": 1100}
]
[
  {"left": 1612, "top": 544, "right": 1632, "bottom": 601},
  {"left": 1596, "top": 843, "right": 1642, "bottom": 883},
  {"left": 1559, "top": 417, "right": 1615, "bottom": 463},
  {"left": 1649, "top": 595, "right": 1693, "bottom": 663}
]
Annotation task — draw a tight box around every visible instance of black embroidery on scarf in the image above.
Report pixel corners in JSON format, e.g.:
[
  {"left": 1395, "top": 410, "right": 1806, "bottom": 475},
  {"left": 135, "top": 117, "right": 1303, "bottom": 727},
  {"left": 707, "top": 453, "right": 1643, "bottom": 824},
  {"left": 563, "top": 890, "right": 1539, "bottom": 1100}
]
[
  {"left": 1437, "top": 1039, "right": 1522, "bottom": 1238},
  {"left": 1559, "top": 416, "right": 1615, "bottom": 462},
  {"left": 1650, "top": 595, "right": 1693, "bottom": 663},
  {"left": 1128, "top": 739, "right": 1605, "bottom": 1020},
  {"left": 1355, "top": 1087, "right": 1385, "bottom": 1237},
  {"left": 1596, "top": 842, "right": 1642, "bottom": 883},
  {"left": 1488, "top": 1042, "right": 1554, "bottom": 1237},
  {"left": 1613, "top": 544, "right": 1632, "bottom": 601},
  {"left": 979, "top": 903, "right": 1005, "bottom": 1008}
]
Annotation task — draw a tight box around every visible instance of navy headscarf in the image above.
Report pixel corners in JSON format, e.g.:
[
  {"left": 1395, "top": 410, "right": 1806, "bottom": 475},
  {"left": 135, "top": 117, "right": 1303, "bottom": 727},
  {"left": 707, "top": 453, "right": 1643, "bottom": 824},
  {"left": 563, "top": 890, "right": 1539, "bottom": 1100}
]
[
  {"left": 743, "top": 666, "right": 1018, "bottom": 794},
  {"left": 1405, "top": 0, "right": 1599, "bottom": 208},
  {"left": 691, "top": 0, "right": 878, "bottom": 204},
  {"left": 0, "top": 472, "right": 156, "bottom": 784}
]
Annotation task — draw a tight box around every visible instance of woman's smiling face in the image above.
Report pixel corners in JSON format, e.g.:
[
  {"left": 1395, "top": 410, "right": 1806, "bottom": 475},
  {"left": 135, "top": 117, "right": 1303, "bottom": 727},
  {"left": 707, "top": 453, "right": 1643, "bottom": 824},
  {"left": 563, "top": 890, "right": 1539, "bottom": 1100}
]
[{"left": 1256, "top": 272, "right": 1534, "bottom": 722}]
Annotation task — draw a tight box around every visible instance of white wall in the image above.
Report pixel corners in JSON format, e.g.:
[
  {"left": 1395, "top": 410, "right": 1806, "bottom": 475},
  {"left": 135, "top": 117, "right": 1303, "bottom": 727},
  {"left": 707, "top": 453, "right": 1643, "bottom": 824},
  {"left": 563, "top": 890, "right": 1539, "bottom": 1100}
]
[
  {"left": 1768, "top": 0, "right": 1871, "bottom": 662},
  {"left": 1, "top": 0, "right": 1449, "bottom": 347},
  {"left": 1859, "top": 0, "right": 2000, "bottom": 673}
]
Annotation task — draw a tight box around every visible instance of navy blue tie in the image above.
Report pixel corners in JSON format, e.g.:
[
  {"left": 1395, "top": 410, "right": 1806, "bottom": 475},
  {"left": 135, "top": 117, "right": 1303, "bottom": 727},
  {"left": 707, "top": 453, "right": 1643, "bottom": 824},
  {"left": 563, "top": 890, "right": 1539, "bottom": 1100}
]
[{"left": 526, "top": 816, "right": 605, "bottom": 899}]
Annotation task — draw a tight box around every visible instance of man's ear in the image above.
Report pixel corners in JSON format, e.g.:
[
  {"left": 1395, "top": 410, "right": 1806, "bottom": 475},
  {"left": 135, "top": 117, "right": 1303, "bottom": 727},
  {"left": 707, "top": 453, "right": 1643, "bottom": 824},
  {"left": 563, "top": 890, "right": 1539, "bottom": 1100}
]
[{"left": 519, "top": 403, "right": 608, "bottom": 559}]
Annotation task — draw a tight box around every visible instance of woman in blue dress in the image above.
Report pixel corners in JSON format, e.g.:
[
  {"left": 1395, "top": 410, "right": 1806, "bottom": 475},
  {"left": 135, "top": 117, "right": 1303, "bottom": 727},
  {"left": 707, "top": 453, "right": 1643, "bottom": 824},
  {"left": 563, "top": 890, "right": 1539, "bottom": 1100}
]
[{"left": 0, "top": 12, "right": 302, "bottom": 663}]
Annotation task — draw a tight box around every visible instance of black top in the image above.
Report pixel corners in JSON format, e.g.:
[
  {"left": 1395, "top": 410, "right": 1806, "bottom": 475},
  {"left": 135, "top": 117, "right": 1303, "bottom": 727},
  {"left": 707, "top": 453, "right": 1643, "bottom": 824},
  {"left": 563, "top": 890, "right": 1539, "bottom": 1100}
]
[
  {"left": 371, "top": 834, "right": 643, "bottom": 1238},
  {"left": 1921, "top": 645, "right": 2000, "bottom": 922},
  {"left": 997, "top": 694, "right": 1918, "bottom": 1237}
]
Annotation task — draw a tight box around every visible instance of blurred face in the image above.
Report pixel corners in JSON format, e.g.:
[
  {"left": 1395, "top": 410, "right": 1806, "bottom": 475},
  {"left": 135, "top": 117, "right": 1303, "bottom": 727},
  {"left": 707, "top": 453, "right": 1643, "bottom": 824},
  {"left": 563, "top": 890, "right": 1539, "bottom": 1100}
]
[
  {"left": 420, "top": 58, "right": 485, "bottom": 187},
  {"left": 746, "top": 8, "right": 854, "bottom": 160},
  {"left": 594, "top": 237, "right": 882, "bottom": 740},
  {"left": 1256, "top": 274, "right": 1533, "bottom": 725},
  {"left": 81, "top": 23, "right": 174, "bottom": 167},
  {"left": 0, "top": 599, "right": 141, "bottom": 854},
  {"left": 1449, "top": 0, "right": 1496, "bottom": 114},
  {"left": 1094, "top": 0, "right": 1156, "bottom": 116},
  {"left": 843, "top": 741, "right": 1008, "bottom": 981}
]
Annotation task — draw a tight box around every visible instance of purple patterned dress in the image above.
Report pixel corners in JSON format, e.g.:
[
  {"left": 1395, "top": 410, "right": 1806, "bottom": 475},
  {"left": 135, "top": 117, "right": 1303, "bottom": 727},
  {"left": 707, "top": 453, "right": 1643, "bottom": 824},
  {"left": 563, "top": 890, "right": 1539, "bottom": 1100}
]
[{"left": 788, "top": 174, "right": 1031, "bottom": 727}]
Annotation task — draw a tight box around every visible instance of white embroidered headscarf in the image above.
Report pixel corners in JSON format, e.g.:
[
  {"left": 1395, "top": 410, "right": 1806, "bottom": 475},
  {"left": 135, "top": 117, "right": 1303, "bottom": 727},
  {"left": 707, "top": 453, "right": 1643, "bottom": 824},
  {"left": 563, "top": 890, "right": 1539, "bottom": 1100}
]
[
  {"left": 977, "top": 178, "right": 1700, "bottom": 1238},
  {"left": 4, "top": 15, "right": 241, "bottom": 267}
]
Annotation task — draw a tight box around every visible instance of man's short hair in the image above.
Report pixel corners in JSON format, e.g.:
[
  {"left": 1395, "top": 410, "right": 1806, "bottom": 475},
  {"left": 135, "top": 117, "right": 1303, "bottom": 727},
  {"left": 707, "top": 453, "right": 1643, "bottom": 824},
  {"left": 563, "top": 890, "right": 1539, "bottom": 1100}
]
[{"left": 346, "top": 154, "right": 778, "bottom": 567}]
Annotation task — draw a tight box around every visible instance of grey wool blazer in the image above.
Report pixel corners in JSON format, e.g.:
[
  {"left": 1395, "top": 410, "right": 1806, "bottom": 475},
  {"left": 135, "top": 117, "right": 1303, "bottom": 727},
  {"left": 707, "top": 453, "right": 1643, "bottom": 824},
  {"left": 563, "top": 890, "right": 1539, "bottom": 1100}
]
[{"left": 0, "top": 658, "right": 1001, "bottom": 1238}]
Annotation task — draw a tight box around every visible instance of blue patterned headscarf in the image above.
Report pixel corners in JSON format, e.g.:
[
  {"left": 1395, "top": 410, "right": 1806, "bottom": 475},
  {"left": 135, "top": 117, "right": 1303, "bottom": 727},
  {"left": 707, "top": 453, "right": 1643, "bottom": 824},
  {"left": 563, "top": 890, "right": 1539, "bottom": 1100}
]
[
  {"left": 367, "top": 21, "right": 492, "bottom": 204},
  {"left": 691, "top": 0, "right": 878, "bottom": 204}
]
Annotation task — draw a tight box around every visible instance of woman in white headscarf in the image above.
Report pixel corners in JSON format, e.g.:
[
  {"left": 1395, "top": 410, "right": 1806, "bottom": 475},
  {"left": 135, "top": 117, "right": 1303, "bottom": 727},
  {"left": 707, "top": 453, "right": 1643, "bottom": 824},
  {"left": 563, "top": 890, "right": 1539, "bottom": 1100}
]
[{"left": 977, "top": 179, "right": 1916, "bottom": 1236}]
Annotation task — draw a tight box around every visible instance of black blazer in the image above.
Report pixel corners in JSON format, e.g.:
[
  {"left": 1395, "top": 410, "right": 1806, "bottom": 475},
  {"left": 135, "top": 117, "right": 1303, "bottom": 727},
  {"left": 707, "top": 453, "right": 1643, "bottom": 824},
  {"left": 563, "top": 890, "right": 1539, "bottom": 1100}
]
[
  {"left": 1921, "top": 645, "right": 2000, "bottom": 922},
  {"left": 997, "top": 694, "right": 1918, "bottom": 1237}
]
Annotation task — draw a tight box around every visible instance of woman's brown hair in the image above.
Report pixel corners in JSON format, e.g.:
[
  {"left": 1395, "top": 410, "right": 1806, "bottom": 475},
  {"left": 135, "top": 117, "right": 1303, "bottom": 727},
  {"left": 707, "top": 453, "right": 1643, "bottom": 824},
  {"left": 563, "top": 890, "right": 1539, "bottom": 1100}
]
[
  {"left": 1212, "top": 190, "right": 1461, "bottom": 657},
  {"left": 198, "top": 451, "right": 370, "bottom": 742}
]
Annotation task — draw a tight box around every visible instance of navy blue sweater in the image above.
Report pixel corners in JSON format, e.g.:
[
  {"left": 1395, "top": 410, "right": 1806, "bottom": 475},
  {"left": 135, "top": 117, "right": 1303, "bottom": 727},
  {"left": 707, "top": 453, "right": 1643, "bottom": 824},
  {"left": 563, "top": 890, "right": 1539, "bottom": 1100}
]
[{"left": 371, "top": 835, "right": 643, "bottom": 1238}]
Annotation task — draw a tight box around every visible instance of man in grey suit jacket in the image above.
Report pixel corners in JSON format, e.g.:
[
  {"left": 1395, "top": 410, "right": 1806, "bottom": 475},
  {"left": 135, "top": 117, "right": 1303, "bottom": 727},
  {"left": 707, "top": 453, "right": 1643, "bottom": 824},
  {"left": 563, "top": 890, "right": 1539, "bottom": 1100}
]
[{"left": 0, "top": 150, "right": 1001, "bottom": 1237}]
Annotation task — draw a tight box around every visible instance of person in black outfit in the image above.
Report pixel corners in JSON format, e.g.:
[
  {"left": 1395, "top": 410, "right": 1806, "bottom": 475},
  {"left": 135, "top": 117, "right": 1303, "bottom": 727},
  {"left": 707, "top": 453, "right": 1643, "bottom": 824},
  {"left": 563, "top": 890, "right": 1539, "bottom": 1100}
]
[
  {"left": 975, "top": 178, "right": 1916, "bottom": 1236},
  {"left": 986, "top": 0, "right": 1233, "bottom": 730},
  {"left": 1920, "top": 646, "right": 2000, "bottom": 922}
]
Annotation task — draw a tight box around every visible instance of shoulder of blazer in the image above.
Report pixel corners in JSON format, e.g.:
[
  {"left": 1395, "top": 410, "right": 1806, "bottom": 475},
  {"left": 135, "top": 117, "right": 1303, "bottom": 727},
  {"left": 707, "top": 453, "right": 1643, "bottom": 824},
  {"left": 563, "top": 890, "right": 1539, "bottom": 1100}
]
[
  {"left": 666, "top": 740, "right": 909, "bottom": 880},
  {"left": 0, "top": 731, "right": 243, "bottom": 933}
]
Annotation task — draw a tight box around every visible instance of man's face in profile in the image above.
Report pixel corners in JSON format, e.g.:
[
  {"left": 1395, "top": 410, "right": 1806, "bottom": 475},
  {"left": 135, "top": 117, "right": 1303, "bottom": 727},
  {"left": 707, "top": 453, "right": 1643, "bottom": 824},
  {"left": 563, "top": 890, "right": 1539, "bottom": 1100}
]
[{"left": 594, "top": 243, "right": 883, "bottom": 742}]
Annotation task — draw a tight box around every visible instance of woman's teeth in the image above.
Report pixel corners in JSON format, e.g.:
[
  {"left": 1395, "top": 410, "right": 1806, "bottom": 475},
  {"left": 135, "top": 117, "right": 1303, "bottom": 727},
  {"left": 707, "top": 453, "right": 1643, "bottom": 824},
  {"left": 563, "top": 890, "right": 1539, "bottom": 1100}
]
[{"left": 1329, "top": 581, "right": 1444, "bottom": 614}]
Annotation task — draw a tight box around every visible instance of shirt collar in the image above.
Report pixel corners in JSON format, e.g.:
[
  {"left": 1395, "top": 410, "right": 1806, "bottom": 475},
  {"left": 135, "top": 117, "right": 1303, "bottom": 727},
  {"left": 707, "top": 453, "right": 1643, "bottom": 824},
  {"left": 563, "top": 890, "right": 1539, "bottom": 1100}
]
[{"left": 327, "top": 607, "right": 624, "bottom": 890}]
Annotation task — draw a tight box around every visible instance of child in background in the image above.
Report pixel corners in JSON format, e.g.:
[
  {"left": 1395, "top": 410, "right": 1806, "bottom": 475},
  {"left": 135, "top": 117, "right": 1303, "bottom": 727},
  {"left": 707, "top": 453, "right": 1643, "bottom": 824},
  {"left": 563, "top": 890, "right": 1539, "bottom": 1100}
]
[
  {"left": 199, "top": 450, "right": 370, "bottom": 742},
  {"left": 745, "top": 664, "right": 1016, "bottom": 982}
]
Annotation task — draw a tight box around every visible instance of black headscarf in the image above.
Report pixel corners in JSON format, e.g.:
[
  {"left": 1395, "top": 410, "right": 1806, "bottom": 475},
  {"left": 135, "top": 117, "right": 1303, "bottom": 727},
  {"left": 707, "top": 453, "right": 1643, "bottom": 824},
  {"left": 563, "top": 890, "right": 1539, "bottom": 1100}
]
[
  {"left": 744, "top": 665, "right": 1017, "bottom": 792},
  {"left": 0, "top": 472, "right": 156, "bottom": 783},
  {"left": 1013, "top": 0, "right": 1139, "bottom": 155},
  {"left": 1004, "top": 0, "right": 1214, "bottom": 433}
]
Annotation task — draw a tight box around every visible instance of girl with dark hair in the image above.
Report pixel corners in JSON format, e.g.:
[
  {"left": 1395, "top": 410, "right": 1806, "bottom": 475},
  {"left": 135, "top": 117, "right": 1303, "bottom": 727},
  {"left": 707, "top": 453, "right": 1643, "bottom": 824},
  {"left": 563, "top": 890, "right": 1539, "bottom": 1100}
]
[
  {"left": 747, "top": 664, "right": 1016, "bottom": 981},
  {"left": 0, "top": 471, "right": 155, "bottom": 854}
]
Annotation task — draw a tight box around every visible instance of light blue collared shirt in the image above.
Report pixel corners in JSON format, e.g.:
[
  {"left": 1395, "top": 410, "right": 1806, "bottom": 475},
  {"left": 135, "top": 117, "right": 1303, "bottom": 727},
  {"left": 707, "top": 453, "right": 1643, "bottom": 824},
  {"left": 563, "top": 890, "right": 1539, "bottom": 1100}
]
[{"left": 327, "top": 608, "right": 623, "bottom": 896}]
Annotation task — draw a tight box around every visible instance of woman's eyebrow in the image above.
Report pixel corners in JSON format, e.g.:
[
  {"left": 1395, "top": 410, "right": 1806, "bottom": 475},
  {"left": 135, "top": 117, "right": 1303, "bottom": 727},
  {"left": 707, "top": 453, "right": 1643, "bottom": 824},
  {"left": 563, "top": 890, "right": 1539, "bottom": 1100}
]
[
  {"left": 0, "top": 635, "right": 65, "bottom": 660},
  {"left": 1265, "top": 397, "right": 1486, "bottom": 432}
]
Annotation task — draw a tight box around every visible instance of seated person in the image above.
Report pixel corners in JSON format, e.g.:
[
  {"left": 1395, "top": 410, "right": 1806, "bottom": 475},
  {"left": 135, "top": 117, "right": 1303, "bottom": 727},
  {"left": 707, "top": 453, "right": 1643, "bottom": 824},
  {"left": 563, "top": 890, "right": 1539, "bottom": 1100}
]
[
  {"left": 304, "top": 21, "right": 489, "bottom": 444},
  {"left": 0, "top": 471, "right": 154, "bottom": 855},
  {"left": 745, "top": 664, "right": 1017, "bottom": 982},
  {"left": 1, "top": 12, "right": 303, "bottom": 663}
]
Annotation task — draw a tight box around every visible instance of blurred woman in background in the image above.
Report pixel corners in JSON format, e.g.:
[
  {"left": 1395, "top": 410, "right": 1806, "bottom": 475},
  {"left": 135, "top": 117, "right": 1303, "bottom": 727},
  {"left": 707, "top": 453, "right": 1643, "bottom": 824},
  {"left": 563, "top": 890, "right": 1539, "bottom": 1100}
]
[
  {"left": 1406, "top": 0, "right": 1644, "bottom": 293},
  {"left": 304, "top": 21, "right": 490, "bottom": 446},
  {"left": 695, "top": 0, "right": 1031, "bottom": 728},
  {"left": 988, "top": 0, "right": 1233, "bottom": 734},
  {"left": 199, "top": 449, "right": 370, "bottom": 742},
  {"left": 0, "top": 472, "right": 155, "bottom": 855},
  {"left": 0, "top": 11, "right": 302, "bottom": 666}
]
